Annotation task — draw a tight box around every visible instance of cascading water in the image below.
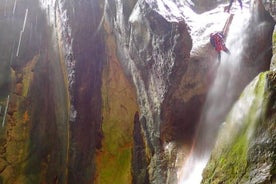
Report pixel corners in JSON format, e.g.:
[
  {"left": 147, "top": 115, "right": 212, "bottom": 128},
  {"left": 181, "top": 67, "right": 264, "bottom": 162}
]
[
  {"left": 39, "top": 0, "right": 78, "bottom": 122},
  {"left": 178, "top": 1, "right": 252, "bottom": 183}
]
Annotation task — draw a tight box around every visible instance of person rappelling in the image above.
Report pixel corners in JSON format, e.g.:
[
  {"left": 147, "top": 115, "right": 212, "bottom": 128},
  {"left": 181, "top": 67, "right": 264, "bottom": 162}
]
[
  {"left": 224, "top": 0, "right": 243, "bottom": 13},
  {"left": 209, "top": 14, "right": 234, "bottom": 62},
  {"left": 210, "top": 32, "right": 230, "bottom": 62}
]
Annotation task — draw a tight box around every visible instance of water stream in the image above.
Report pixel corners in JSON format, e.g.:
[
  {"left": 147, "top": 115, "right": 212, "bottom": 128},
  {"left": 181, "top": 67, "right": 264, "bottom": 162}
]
[{"left": 178, "top": 1, "right": 252, "bottom": 183}]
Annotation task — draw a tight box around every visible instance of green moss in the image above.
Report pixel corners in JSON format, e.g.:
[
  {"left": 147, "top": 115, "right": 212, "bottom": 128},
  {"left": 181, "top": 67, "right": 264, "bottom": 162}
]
[
  {"left": 21, "top": 55, "right": 39, "bottom": 97},
  {"left": 96, "top": 34, "right": 138, "bottom": 184},
  {"left": 273, "top": 30, "right": 276, "bottom": 54},
  {"left": 203, "top": 133, "right": 249, "bottom": 184},
  {"left": 0, "top": 104, "right": 32, "bottom": 183},
  {"left": 0, "top": 57, "right": 39, "bottom": 183},
  {"left": 202, "top": 72, "right": 269, "bottom": 184},
  {"left": 97, "top": 93, "right": 135, "bottom": 184},
  {"left": 97, "top": 148, "right": 132, "bottom": 184}
]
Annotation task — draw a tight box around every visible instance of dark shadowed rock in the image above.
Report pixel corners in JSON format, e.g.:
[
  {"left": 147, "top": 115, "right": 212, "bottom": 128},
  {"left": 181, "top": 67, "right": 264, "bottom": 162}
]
[
  {"left": 132, "top": 112, "right": 150, "bottom": 184},
  {"left": 187, "top": 0, "right": 221, "bottom": 13}
]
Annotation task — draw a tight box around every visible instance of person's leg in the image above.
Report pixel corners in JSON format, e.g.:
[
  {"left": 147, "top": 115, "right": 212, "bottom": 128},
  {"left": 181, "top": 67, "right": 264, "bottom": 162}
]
[
  {"left": 223, "top": 46, "right": 231, "bottom": 54},
  {"left": 217, "top": 52, "right": 221, "bottom": 62},
  {"left": 238, "top": 0, "right": 243, "bottom": 9},
  {"left": 227, "top": 0, "right": 234, "bottom": 12}
]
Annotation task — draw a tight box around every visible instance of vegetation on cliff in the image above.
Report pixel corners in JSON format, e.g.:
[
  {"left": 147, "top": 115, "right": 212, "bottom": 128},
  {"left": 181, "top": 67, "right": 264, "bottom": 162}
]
[{"left": 202, "top": 71, "right": 276, "bottom": 184}]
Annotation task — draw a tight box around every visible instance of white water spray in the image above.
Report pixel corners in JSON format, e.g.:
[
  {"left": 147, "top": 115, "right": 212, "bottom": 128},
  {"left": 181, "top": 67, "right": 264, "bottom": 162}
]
[
  {"left": 2, "top": 95, "right": 10, "bottom": 127},
  {"left": 13, "top": 0, "right": 17, "bottom": 15},
  {"left": 16, "top": 8, "right": 28, "bottom": 57},
  {"left": 178, "top": 1, "right": 252, "bottom": 184}
]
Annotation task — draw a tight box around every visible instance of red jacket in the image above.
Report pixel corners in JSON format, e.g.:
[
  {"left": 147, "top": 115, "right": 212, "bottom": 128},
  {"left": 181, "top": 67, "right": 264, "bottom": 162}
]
[{"left": 210, "top": 32, "right": 227, "bottom": 52}]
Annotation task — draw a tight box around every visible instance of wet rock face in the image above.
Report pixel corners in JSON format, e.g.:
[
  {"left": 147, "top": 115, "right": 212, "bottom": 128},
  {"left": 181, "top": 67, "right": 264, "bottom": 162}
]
[
  {"left": 0, "top": 0, "right": 274, "bottom": 184},
  {"left": 105, "top": 0, "right": 274, "bottom": 183},
  {"left": 105, "top": 0, "right": 195, "bottom": 182},
  {"left": 59, "top": 0, "right": 105, "bottom": 183},
  {"left": 187, "top": 0, "right": 220, "bottom": 13},
  {"left": 271, "top": 25, "right": 276, "bottom": 71},
  {"left": 95, "top": 22, "right": 139, "bottom": 183},
  {"left": 128, "top": 0, "right": 193, "bottom": 147},
  {"left": 244, "top": 0, "right": 275, "bottom": 69},
  {"left": 161, "top": 93, "right": 205, "bottom": 144},
  {"left": 0, "top": 0, "right": 106, "bottom": 183},
  {"left": 202, "top": 71, "right": 276, "bottom": 184},
  {"left": 0, "top": 0, "right": 69, "bottom": 183},
  {"left": 132, "top": 112, "right": 150, "bottom": 184}
]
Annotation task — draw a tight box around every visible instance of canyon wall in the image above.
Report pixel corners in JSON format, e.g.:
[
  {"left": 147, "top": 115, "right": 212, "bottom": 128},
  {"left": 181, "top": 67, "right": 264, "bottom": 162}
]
[{"left": 0, "top": 0, "right": 274, "bottom": 183}]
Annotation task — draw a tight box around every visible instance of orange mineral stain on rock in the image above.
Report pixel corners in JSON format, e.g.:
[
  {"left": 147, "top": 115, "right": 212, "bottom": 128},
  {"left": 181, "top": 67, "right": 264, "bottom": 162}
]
[
  {"left": 0, "top": 55, "right": 38, "bottom": 183},
  {"left": 23, "top": 111, "right": 29, "bottom": 124}
]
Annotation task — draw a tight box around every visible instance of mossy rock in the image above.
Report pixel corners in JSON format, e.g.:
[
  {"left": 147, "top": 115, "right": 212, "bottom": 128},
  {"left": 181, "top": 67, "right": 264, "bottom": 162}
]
[
  {"left": 95, "top": 33, "right": 139, "bottom": 184},
  {"left": 202, "top": 71, "right": 276, "bottom": 184}
]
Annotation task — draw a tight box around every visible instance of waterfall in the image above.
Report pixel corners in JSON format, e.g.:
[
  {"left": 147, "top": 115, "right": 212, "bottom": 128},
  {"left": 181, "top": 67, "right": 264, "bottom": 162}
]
[
  {"left": 39, "top": 0, "right": 78, "bottom": 122},
  {"left": 178, "top": 1, "right": 252, "bottom": 184}
]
